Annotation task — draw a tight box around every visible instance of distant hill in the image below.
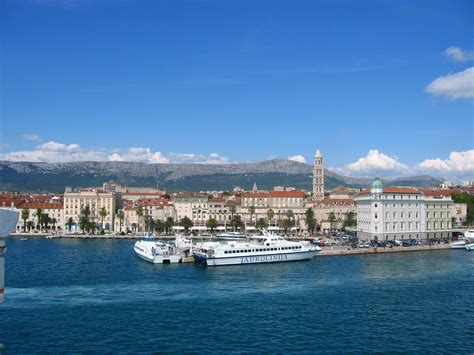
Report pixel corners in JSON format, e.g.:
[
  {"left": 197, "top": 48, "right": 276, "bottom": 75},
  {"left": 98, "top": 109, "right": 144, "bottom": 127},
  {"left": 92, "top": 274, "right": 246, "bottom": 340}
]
[{"left": 0, "top": 160, "right": 443, "bottom": 193}]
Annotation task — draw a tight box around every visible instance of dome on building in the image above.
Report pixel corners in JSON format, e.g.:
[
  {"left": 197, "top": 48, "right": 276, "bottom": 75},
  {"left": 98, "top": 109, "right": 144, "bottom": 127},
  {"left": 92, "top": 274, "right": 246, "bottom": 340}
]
[{"left": 371, "top": 177, "right": 383, "bottom": 192}]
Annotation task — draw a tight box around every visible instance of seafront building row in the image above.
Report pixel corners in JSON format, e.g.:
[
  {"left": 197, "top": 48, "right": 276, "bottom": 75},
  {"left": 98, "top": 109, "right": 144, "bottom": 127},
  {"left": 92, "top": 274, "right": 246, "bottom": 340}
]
[{"left": 1, "top": 150, "right": 470, "bottom": 241}]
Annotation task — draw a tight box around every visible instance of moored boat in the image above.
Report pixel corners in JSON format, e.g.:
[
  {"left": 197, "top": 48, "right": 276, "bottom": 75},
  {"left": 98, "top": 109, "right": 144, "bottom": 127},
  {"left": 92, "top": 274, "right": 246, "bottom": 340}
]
[
  {"left": 193, "top": 230, "right": 321, "bottom": 266},
  {"left": 134, "top": 238, "right": 182, "bottom": 264},
  {"left": 214, "top": 232, "right": 247, "bottom": 241},
  {"left": 450, "top": 240, "right": 467, "bottom": 249},
  {"left": 465, "top": 243, "right": 474, "bottom": 251},
  {"left": 464, "top": 229, "right": 474, "bottom": 244}
]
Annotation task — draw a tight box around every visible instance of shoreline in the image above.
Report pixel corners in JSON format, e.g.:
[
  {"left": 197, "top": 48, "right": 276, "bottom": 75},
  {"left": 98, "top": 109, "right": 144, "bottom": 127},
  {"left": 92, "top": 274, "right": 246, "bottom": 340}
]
[{"left": 8, "top": 233, "right": 456, "bottom": 257}]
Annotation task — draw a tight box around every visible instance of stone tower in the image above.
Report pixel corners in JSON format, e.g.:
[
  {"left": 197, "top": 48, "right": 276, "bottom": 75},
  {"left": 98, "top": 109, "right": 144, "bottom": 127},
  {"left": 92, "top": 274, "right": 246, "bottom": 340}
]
[{"left": 312, "top": 149, "right": 325, "bottom": 200}]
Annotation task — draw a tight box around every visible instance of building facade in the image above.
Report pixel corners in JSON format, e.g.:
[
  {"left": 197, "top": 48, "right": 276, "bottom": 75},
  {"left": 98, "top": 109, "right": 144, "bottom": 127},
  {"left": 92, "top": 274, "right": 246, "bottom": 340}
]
[
  {"left": 357, "top": 178, "right": 453, "bottom": 242},
  {"left": 63, "top": 189, "right": 116, "bottom": 232}
]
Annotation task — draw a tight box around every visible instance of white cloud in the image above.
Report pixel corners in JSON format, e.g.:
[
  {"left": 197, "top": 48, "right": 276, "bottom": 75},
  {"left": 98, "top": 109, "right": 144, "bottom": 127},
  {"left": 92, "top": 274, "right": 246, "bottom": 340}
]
[
  {"left": 168, "top": 152, "right": 230, "bottom": 164},
  {"left": 418, "top": 150, "right": 474, "bottom": 172},
  {"left": 288, "top": 155, "right": 307, "bottom": 164},
  {"left": 345, "top": 149, "right": 409, "bottom": 174},
  {"left": 444, "top": 46, "right": 474, "bottom": 62},
  {"left": 335, "top": 149, "right": 474, "bottom": 182},
  {"left": 425, "top": 67, "right": 474, "bottom": 99},
  {"left": 22, "top": 133, "right": 42, "bottom": 142},
  {"left": 0, "top": 141, "right": 231, "bottom": 165}
]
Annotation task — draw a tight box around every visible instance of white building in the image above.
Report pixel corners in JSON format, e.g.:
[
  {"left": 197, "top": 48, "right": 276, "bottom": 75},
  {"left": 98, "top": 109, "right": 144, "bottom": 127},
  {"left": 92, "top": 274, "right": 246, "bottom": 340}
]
[
  {"left": 174, "top": 192, "right": 209, "bottom": 226},
  {"left": 356, "top": 178, "right": 453, "bottom": 242}
]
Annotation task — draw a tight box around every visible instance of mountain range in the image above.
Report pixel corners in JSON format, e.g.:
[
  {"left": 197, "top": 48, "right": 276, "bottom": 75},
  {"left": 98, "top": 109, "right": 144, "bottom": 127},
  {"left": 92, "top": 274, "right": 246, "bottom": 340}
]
[{"left": 0, "top": 160, "right": 443, "bottom": 193}]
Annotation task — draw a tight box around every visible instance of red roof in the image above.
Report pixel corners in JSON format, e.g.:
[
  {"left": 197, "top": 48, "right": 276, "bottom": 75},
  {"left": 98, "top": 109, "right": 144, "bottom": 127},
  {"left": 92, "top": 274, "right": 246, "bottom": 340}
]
[
  {"left": 20, "top": 203, "right": 63, "bottom": 209},
  {"left": 358, "top": 187, "right": 421, "bottom": 195},
  {"left": 421, "top": 189, "right": 452, "bottom": 197}
]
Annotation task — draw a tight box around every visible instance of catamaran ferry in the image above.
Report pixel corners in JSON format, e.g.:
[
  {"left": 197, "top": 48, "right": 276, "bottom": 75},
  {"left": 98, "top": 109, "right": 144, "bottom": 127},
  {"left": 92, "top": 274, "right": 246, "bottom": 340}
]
[{"left": 193, "top": 231, "right": 321, "bottom": 266}]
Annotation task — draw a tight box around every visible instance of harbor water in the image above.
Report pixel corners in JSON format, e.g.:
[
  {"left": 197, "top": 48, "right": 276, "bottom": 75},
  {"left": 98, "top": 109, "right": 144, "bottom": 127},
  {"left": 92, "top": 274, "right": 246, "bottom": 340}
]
[{"left": 1, "top": 237, "right": 473, "bottom": 353}]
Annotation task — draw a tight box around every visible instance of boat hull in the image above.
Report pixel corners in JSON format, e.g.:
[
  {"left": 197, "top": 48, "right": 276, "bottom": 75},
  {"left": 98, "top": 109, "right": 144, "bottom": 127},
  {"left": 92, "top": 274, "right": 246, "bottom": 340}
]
[
  {"left": 450, "top": 242, "right": 467, "bottom": 249},
  {"left": 194, "top": 250, "right": 318, "bottom": 266},
  {"left": 465, "top": 244, "right": 474, "bottom": 251},
  {"left": 134, "top": 243, "right": 182, "bottom": 264}
]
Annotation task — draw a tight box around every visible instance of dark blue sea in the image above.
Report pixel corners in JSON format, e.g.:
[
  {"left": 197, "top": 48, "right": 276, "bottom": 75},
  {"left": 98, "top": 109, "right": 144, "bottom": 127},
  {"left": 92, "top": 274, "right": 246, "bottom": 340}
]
[{"left": 1, "top": 237, "right": 473, "bottom": 353}]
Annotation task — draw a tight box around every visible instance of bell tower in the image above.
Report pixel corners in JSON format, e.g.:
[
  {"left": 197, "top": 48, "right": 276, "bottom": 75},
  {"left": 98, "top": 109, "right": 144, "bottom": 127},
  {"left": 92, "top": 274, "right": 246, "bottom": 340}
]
[{"left": 312, "top": 149, "right": 325, "bottom": 200}]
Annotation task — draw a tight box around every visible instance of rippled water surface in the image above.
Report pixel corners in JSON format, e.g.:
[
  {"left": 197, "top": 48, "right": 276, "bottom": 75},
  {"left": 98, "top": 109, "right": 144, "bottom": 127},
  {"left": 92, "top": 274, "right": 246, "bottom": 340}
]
[{"left": 1, "top": 237, "right": 474, "bottom": 353}]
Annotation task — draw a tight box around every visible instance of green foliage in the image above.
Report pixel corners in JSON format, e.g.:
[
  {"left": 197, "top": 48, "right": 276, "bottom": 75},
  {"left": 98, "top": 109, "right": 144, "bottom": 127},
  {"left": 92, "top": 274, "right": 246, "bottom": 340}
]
[
  {"left": 164, "top": 217, "right": 174, "bottom": 234},
  {"left": 279, "top": 218, "right": 292, "bottom": 233},
  {"left": 256, "top": 218, "right": 268, "bottom": 229},
  {"left": 266, "top": 209, "right": 274, "bottom": 225},
  {"left": 206, "top": 218, "right": 218, "bottom": 232},
  {"left": 179, "top": 216, "right": 193, "bottom": 234},
  {"left": 452, "top": 192, "right": 474, "bottom": 225},
  {"left": 305, "top": 208, "right": 316, "bottom": 235},
  {"left": 343, "top": 211, "right": 356, "bottom": 228},
  {"left": 21, "top": 208, "right": 29, "bottom": 232}
]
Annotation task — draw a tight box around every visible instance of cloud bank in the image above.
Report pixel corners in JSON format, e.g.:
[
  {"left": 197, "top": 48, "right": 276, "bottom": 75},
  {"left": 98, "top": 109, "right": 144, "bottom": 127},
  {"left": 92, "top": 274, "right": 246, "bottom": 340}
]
[
  {"left": 444, "top": 46, "right": 474, "bottom": 62},
  {"left": 0, "top": 141, "right": 230, "bottom": 165},
  {"left": 335, "top": 149, "right": 474, "bottom": 182},
  {"left": 288, "top": 155, "right": 307, "bottom": 164}
]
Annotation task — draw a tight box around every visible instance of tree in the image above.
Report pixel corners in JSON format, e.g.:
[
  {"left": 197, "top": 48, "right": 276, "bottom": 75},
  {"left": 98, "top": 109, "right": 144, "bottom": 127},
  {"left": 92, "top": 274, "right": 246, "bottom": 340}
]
[
  {"left": 256, "top": 217, "right": 268, "bottom": 229},
  {"left": 51, "top": 217, "right": 57, "bottom": 231},
  {"left": 328, "top": 211, "right": 336, "bottom": 232},
  {"left": 305, "top": 208, "right": 316, "bottom": 236},
  {"left": 21, "top": 208, "right": 29, "bottom": 233},
  {"left": 27, "top": 221, "right": 35, "bottom": 232},
  {"left": 229, "top": 204, "right": 236, "bottom": 222},
  {"left": 279, "top": 219, "right": 291, "bottom": 234},
  {"left": 343, "top": 211, "right": 356, "bottom": 229},
  {"left": 164, "top": 217, "right": 174, "bottom": 234},
  {"left": 144, "top": 215, "right": 154, "bottom": 233},
  {"left": 79, "top": 206, "right": 91, "bottom": 234},
  {"left": 232, "top": 215, "right": 243, "bottom": 230},
  {"left": 42, "top": 214, "right": 51, "bottom": 231},
  {"left": 98, "top": 207, "right": 107, "bottom": 231},
  {"left": 154, "top": 219, "right": 164, "bottom": 233},
  {"left": 266, "top": 208, "right": 274, "bottom": 227},
  {"left": 135, "top": 208, "right": 143, "bottom": 232},
  {"left": 286, "top": 210, "right": 295, "bottom": 226},
  {"left": 248, "top": 205, "right": 256, "bottom": 225},
  {"left": 116, "top": 210, "right": 125, "bottom": 232},
  {"left": 35, "top": 208, "right": 43, "bottom": 231},
  {"left": 66, "top": 217, "right": 75, "bottom": 233},
  {"left": 206, "top": 218, "right": 218, "bottom": 233},
  {"left": 163, "top": 194, "right": 171, "bottom": 200},
  {"left": 180, "top": 216, "right": 193, "bottom": 234}
]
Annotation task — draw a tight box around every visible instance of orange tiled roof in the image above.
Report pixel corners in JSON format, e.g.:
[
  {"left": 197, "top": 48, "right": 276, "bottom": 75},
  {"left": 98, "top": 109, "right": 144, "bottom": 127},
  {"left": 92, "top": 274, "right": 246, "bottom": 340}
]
[{"left": 421, "top": 189, "right": 452, "bottom": 197}]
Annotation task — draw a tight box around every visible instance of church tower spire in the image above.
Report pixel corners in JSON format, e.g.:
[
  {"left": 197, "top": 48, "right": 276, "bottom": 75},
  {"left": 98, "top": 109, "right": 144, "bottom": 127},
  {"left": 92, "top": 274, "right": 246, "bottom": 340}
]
[{"left": 312, "top": 149, "right": 324, "bottom": 200}]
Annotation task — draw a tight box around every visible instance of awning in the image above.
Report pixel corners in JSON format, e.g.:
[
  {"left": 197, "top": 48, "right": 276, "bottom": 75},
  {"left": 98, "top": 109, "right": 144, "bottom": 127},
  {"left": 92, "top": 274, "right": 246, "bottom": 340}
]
[{"left": 172, "top": 226, "right": 184, "bottom": 230}]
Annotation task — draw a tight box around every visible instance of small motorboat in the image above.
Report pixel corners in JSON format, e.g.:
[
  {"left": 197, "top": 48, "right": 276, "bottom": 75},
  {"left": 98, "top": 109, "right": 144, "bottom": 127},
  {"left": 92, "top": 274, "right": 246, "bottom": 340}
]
[
  {"left": 450, "top": 240, "right": 467, "bottom": 249},
  {"left": 465, "top": 243, "right": 474, "bottom": 251}
]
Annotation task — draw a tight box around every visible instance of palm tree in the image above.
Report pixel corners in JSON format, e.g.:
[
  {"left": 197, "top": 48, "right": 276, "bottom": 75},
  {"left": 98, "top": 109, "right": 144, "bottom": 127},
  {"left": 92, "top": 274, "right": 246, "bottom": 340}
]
[
  {"left": 79, "top": 207, "right": 91, "bottom": 234},
  {"left": 26, "top": 221, "right": 35, "bottom": 232},
  {"left": 305, "top": 208, "right": 316, "bottom": 236},
  {"left": 328, "top": 211, "right": 336, "bottom": 232},
  {"left": 21, "top": 208, "right": 29, "bottom": 233},
  {"left": 279, "top": 219, "right": 291, "bottom": 235},
  {"left": 229, "top": 205, "right": 236, "bottom": 231},
  {"left": 116, "top": 210, "right": 125, "bottom": 232},
  {"left": 164, "top": 217, "right": 174, "bottom": 234},
  {"left": 248, "top": 205, "right": 256, "bottom": 225},
  {"left": 143, "top": 215, "right": 154, "bottom": 234},
  {"left": 343, "top": 211, "right": 356, "bottom": 229},
  {"left": 206, "top": 218, "right": 218, "bottom": 233},
  {"left": 42, "top": 214, "right": 51, "bottom": 231},
  {"left": 51, "top": 217, "right": 57, "bottom": 231},
  {"left": 66, "top": 217, "right": 74, "bottom": 233},
  {"left": 135, "top": 208, "right": 143, "bottom": 232},
  {"left": 256, "top": 218, "right": 268, "bottom": 229},
  {"left": 98, "top": 207, "right": 107, "bottom": 231},
  {"left": 35, "top": 208, "right": 43, "bottom": 231},
  {"left": 180, "top": 216, "right": 193, "bottom": 234},
  {"left": 266, "top": 208, "right": 274, "bottom": 227},
  {"left": 286, "top": 210, "right": 294, "bottom": 224}
]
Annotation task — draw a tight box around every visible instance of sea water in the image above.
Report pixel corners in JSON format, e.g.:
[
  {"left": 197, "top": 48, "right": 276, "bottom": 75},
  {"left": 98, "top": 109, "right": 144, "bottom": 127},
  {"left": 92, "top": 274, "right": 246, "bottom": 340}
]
[{"left": 1, "top": 237, "right": 473, "bottom": 353}]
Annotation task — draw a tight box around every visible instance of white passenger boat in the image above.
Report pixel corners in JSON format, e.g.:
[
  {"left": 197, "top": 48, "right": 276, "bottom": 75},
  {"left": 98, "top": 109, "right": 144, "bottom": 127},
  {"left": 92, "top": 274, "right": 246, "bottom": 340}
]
[
  {"left": 193, "top": 230, "right": 321, "bottom": 266},
  {"left": 134, "top": 238, "right": 182, "bottom": 264},
  {"left": 464, "top": 229, "right": 474, "bottom": 244},
  {"left": 465, "top": 243, "right": 474, "bottom": 251},
  {"left": 215, "top": 232, "right": 247, "bottom": 241},
  {"left": 175, "top": 234, "right": 193, "bottom": 255}
]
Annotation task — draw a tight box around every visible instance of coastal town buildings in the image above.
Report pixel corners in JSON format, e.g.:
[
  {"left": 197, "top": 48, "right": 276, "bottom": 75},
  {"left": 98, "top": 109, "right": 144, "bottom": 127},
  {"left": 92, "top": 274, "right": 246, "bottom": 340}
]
[
  {"left": 173, "top": 192, "right": 209, "bottom": 226},
  {"left": 63, "top": 188, "right": 116, "bottom": 232}
]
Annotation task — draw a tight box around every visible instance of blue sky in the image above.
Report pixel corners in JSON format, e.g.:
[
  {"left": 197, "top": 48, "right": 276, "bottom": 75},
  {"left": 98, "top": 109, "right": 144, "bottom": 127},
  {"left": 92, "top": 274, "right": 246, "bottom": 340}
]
[{"left": 1, "top": 0, "right": 473, "bottom": 181}]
